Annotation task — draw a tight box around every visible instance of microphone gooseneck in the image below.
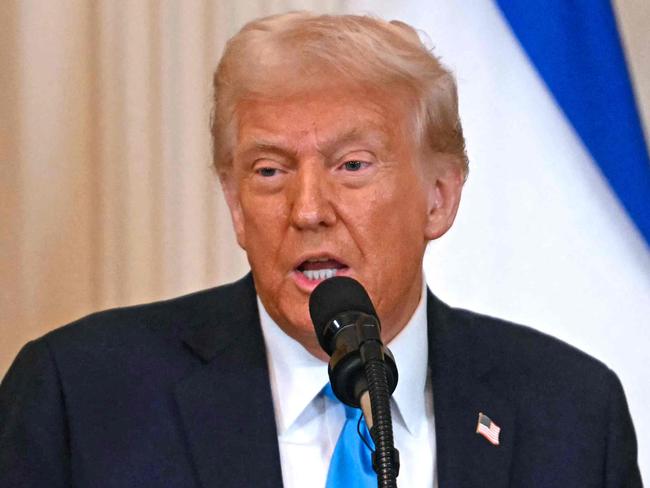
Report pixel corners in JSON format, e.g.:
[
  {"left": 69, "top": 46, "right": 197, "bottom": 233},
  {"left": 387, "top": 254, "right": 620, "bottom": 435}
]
[{"left": 309, "top": 277, "right": 400, "bottom": 488}]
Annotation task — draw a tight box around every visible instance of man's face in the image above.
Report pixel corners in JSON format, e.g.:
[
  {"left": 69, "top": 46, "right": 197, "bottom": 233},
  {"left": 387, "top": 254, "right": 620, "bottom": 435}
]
[{"left": 222, "top": 85, "right": 462, "bottom": 358}]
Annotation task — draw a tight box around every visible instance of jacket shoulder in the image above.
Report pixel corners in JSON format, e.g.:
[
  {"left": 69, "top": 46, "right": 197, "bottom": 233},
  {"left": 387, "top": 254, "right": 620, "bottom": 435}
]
[
  {"left": 430, "top": 295, "right": 616, "bottom": 394},
  {"left": 40, "top": 274, "right": 255, "bottom": 352}
]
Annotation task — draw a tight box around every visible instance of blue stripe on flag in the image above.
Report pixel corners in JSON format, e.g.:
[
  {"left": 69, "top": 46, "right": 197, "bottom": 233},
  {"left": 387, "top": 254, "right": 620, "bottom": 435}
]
[{"left": 495, "top": 0, "right": 650, "bottom": 246}]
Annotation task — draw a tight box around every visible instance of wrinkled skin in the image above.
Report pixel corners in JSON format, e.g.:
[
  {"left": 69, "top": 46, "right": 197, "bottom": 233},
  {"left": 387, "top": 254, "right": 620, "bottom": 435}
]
[{"left": 221, "top": 85, "right": 464, "bottom": 359}]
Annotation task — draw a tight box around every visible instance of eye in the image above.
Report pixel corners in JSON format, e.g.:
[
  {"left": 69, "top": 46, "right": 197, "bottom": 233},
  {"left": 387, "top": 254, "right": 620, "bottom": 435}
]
[
  {"left": 256, "top": 167, "right": 278, "bottom": 177},
  {"left": 341, "top": 160, "right": 368, "bottom": 172}
]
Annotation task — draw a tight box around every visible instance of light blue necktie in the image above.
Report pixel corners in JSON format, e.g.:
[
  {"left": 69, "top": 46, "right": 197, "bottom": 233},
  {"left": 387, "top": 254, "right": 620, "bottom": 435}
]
[{"left": 324, "top": 384, "right": 377, "bottom": 488}]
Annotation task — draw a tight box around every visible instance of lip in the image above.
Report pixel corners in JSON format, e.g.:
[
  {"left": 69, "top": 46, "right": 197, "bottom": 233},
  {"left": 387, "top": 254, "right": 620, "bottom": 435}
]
[{"left": 291, "top": 252, "right": 351, "bottom": 293}]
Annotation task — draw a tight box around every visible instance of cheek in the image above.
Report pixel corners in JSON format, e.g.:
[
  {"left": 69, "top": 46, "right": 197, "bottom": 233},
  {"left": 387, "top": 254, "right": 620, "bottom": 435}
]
[
  {"left": 344, "top": 178, "right": 428, "bottom": 284},
  {"left": 348, "top": 179, "right": 428, "bottom": 244},
  {"left": 240, "top": 191, "right": 289, "bottom": 242},
  {"left": 238, "top": 193, "right": 291, "bottom": 276}
]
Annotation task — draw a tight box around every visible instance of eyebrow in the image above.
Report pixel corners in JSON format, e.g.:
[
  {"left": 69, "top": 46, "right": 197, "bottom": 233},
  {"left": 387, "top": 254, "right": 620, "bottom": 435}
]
[
  {"left": 319, "top": 126, "right": 391, "bottom": 157},
  {"left": 239, "top": 126, "right": 386, "bottom": 161},
  {"left": 236, "top": 139, "right": 298, "bottom": 161}
]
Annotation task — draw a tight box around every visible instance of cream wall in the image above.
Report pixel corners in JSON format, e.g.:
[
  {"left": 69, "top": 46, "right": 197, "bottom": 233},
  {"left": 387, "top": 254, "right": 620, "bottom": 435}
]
[
  {"left": 614, "top": 0, "right": 650, "bottom": 142},
  {"left": 1, "top": 0, "right": 648, "bottom": 378}
]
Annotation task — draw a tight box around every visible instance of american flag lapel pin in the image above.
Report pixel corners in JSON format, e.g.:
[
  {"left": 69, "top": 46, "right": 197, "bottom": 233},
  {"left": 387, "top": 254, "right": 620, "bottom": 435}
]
[{"left": 476, "top": 412, "right": 500, "bottom": 446}]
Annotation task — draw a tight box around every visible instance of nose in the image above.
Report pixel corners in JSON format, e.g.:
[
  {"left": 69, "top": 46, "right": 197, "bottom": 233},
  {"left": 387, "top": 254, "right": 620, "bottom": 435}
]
[{"left": 289, "top": 163, "right": 336, "bottom": 230}]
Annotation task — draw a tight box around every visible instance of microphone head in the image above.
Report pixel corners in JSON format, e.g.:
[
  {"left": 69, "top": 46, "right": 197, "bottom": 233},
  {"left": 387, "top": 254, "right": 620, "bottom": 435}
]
[{"left": 309, "top": 276, "right": 377, "bottom": 354}]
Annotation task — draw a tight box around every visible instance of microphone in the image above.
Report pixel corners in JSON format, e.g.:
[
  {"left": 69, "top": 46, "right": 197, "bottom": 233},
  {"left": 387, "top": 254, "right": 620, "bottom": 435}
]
[
  {"left": 309, "top": 276, "right": 400, "bottom": 486},
  {"left": 309, "top": 276, "right": 398, "bottom": 410}
]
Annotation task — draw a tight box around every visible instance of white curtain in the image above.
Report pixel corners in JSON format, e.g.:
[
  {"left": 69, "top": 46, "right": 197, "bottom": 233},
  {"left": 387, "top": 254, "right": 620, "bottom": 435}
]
[{"left": 0, "top": 0, "right": 346, "bottom": 375}]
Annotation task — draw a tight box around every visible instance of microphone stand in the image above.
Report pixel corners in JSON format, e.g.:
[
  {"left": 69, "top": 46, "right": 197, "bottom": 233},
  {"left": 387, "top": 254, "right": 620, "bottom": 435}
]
[{"left": 356, "top": 316, "right": 400, "bottom": 488}]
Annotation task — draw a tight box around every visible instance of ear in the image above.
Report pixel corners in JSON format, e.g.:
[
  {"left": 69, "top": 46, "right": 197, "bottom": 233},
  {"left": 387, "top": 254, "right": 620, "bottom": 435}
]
[
  {"left": 424, "top": 159, "right": 465, "bottom": 241},
  {"left": 219, "top": 170, "right": 247, "bottom": 250}
]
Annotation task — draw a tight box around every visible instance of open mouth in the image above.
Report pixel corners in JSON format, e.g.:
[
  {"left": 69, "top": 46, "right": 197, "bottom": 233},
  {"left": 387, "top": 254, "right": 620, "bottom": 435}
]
[{"left": 296, "top": 258, "right": 349, "bottom": 281}]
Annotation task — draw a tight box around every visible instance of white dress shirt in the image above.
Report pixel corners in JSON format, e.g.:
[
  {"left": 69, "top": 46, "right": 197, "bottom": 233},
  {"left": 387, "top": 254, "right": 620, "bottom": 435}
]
[{"left": 258, "top": 282, "right": 437, "bottom": 488}]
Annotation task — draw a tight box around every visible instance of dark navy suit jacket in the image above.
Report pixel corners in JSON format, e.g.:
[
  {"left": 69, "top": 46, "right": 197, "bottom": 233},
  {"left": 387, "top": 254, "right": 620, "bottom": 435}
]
[{"left": 0, "top": 274, "right": 642, "bottom": 487}]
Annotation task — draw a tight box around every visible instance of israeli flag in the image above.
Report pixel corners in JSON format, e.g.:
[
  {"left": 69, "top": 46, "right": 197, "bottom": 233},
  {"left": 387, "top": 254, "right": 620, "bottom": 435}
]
[{"left": 352, "top": 0, "right": 649, "bottom": 477}]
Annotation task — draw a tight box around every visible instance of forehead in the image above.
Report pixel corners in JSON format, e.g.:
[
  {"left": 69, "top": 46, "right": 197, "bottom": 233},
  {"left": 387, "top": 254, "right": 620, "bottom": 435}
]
[{"left": 233, "top": 86, "right": 413, "bottom": 155}]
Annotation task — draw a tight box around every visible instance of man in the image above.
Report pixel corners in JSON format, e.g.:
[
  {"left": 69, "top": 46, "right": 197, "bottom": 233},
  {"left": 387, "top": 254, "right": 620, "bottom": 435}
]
[{"left": 0, "top": 12, "right": 642, "bottom": 488}]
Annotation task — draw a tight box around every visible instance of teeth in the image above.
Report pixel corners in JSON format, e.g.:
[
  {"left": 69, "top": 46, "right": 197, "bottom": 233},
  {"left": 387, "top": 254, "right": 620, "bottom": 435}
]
[{"left": 302, "top": 268, "right": 337, "bottom": 280}]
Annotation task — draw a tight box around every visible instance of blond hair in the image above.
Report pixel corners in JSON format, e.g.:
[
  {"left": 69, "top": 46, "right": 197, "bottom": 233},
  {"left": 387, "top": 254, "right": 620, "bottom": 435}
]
[{"left": 211, "top": 11, "right": 468, "bottom": 176}]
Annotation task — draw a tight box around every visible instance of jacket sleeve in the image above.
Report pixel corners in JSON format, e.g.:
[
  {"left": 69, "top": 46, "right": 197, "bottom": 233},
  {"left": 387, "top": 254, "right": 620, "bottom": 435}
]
[
  {"left": 604, "top": 369, "right": 643, "bottom": 487},
  {"left": 0, "top": 339, "right": 71, "bottom": 488}
]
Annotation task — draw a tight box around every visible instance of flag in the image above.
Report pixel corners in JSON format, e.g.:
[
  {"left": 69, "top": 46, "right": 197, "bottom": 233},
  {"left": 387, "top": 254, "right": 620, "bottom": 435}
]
[
  {"left": 476, "top": 412, "right": 500, "bottom": 446},
  {"left": 495, "top": 0, "right": 650, "bottom": 246}
]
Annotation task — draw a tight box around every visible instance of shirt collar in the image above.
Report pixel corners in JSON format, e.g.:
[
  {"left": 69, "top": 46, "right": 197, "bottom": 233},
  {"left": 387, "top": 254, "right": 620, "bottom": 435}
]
[
  {"left": 386, "top": 280, "right": 429, "bottom": 435},
  {"left": 258, "top": 297, "right": 329, "bottom": 435},
  {"left": 258, "top": 280, "right": 429, "bottom": 436}
]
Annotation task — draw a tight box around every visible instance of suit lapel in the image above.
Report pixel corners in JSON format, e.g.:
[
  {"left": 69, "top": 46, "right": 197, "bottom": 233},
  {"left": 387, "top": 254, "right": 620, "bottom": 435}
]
[
  {"left": 174, "top": 275, "right": 284, "bottom": 488},
  {"left": 428, "top": 292, "right": 515, "bottom": 488}
]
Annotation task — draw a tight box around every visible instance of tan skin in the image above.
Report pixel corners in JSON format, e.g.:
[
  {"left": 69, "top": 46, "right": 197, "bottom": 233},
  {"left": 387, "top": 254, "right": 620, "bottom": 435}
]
[{"left": 221, "top": 85, "right": 464, "bottom": 360}]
